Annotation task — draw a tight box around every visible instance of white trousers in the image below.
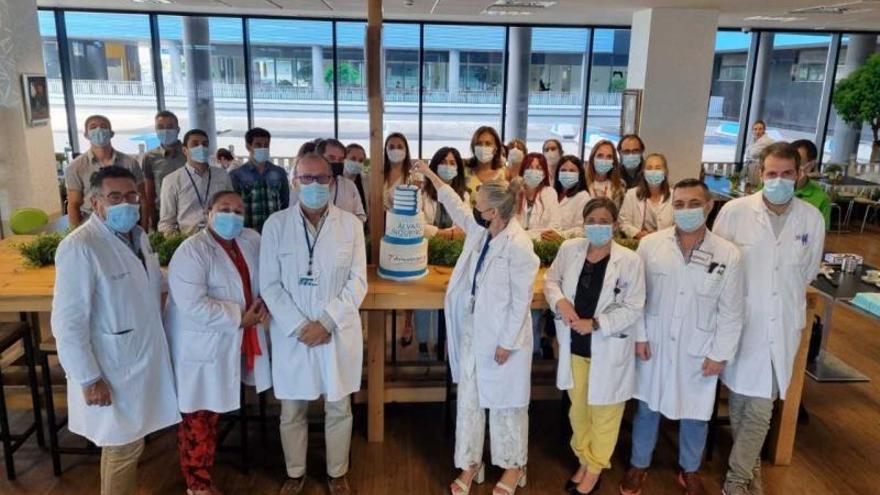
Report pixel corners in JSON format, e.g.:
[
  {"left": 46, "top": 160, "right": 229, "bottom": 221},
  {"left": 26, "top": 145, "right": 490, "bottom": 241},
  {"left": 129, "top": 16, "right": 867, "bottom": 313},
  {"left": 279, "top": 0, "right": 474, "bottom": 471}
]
[
  {"left": 280, "top": 397, "right": 352, "bottom": 478},
  {"left": 454, "top": 318, "right": 529, "bottom": 470}
]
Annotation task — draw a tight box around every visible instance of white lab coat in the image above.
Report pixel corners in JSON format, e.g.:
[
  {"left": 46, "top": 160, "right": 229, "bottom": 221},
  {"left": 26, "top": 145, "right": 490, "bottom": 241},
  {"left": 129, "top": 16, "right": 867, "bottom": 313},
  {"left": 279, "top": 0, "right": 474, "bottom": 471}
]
[
  {"left": 422, "top": 189, "right": 470, "bottom": 238},
  {"left": 713, "top": 193, "right": 824, "bottom": 399},
  {"left": 557, "top": 190, "right": 592, "bottom": 237},
  {"left": 619, "top": 188, "right": 674, "bottom": 239},
  {"left": 260, "top": 203, "right": 368, "bottom": 402},
  {"left": 438, "top": 184, "right": 540, "bottom": 409},
  {"left": 51, "top": 216, "right": 180, "bottom": 446},
  {"left": 517, "top": 186, "right": 561, "bottom": 239},
  {"left": 635, "top": 228, "right": 744, "bottom": 420},
  {"left": 164, "top": 229, "right": 272, "bottom": 414},
  {"left": 543, "top": 239, "right": 645, "bottom": 405}
]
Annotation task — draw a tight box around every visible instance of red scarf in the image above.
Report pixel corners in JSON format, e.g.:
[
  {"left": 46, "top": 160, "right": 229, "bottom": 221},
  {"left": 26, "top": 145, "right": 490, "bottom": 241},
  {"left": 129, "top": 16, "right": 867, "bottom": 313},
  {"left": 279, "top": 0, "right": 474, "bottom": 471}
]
[{"left": 210, "top": 231, "right": 262, "bottom": 370}]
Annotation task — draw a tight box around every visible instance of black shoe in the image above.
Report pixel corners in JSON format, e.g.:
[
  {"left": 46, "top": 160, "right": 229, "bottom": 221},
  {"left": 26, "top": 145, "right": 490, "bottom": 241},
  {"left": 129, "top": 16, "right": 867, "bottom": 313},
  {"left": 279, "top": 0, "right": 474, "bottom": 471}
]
[
  {"left": 568, "top": 476, "right": 601, "bottom": 494},
  {"left": 565, "top": 479, "right": 576, "bottom": 492}
]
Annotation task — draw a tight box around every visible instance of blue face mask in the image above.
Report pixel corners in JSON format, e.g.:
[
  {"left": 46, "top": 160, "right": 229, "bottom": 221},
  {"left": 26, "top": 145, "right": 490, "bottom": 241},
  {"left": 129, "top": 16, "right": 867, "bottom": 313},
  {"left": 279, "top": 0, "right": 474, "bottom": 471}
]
[
  {"left": 156, "top": 128, "right": 179, "bottom": 147},
  {"left": 621, "top": 154, "right": 642, "bottom": 171},
  {"left": 437, "top": 165, "right": 458, "bottom": 182},
  {"left": 523, "top": 169, "right": 545, "bottom": 188},
  {"left": 673, "top": 207, "right": 706, "bottom": 233},
  {"left": 762, "top": 177, "right": 795, "bottom": 205},
  {"left": 188, "top": 145, "right": 209, "bottom": 164},
  {"left": 344, "top": 160, "right": 363, "bottom": 175},
  {"left": 104, "top": 203, "right": 140, "bottom": 234},
  {"left": 594, "top": 158, "right": 614, "bottom": 175},
  {"left": 212, "top": 212, "right": 244, "bottom": 240},
  {"left": 88, "top": 127, "right": 112, "bottom": 146},
  {"left": 300, "top": 182, "right": 330, "bottom": 209},
  {"left": 585, "top": 224, "right": 613, "bottom": 246},
  {"left": 644, "top": 170, "right": 666, "bottom": 186},
  {"left": 253, "top": 147, "right": 270, "bottom": 163},
  {"left": 558, "top": 171, "right": 579, "bottom": 189}
]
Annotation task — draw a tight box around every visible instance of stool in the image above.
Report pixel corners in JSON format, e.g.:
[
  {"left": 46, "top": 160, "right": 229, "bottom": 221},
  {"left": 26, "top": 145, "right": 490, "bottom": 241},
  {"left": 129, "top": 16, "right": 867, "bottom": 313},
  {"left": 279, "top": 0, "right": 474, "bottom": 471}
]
[
  {"left": 0, "top": 322, "right": 45, "bottom": 480},
  {"left": 40, "top": 341, "right": 100, "bottom": 476},
  {"left": 829, "top": 202, "right": 843, "bottom": 234},
  {"left": 217, "top": 385, "right": 269, "bottom": 473},
  {"left": 860, "top": 200, "right": 880, "bottom": 233}
]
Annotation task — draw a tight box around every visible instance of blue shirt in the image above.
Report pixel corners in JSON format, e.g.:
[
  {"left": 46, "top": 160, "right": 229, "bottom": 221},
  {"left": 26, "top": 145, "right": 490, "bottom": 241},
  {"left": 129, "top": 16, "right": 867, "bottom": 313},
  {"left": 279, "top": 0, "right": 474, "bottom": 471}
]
[{"left": 229, "top": 160, "right": 291, "bottom": 231}]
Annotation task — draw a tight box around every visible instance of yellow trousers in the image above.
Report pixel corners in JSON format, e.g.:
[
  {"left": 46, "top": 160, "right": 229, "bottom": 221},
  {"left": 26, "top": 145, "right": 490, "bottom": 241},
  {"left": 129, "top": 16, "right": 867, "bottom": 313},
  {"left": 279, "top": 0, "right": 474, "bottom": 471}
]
[{"left": 568, "top": 356, "right": 626, "bottom": 474}]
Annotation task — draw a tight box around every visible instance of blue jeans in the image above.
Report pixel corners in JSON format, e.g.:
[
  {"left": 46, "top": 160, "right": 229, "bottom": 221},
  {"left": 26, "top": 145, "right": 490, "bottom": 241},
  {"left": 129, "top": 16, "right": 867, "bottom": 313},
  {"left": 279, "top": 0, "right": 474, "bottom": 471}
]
[
  {"left": 630, "top": 400, "right": 708, "bottom": 473},
  {"left": 412, "top": 310, "right": 437, "bottom": 346}
]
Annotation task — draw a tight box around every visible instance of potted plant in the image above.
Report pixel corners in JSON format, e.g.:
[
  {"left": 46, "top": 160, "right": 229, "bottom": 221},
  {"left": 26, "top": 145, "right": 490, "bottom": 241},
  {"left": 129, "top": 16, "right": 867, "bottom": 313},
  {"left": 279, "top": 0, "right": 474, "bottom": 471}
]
[
  {"left": 832, "top": 53, "right": 880, "bottom": 164},
  {"left": 825, "top": 163, "right": 844, "bottom": 184}
]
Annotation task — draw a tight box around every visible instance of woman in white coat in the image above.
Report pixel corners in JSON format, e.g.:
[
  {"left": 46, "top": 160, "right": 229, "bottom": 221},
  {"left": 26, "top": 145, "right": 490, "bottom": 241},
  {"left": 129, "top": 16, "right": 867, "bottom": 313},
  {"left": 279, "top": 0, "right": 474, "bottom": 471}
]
[
  {"left": 165, "top": 191, "right": 272, "bottom": 495},
  {"left": 619, "top": 153, "right": 674, "bottom": 240},
  {"left": 544, "top": 197, "right": 645, "bottom": 494},
  {"left": 517, "top": 152, "right": 561, "bottom": 240},
  {"left": 546, "top": 155, "right": 591, "bottom": 241},
  {"left": 415, "top": 161, "right": 540, "bottom": 495}
]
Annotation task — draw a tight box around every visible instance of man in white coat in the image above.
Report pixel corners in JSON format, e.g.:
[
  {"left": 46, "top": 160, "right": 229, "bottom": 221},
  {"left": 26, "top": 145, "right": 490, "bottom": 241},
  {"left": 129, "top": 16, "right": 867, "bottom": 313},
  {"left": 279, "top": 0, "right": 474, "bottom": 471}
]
[
  {"left": 52, "top": 166, "right": 180, "bottom": 495},
  {"left": 714, "top": 143, "right": 824, "bottom": 495},
  {"left": 260, "top": 153, "right": 367, "bottom": 495},
  {"left": 619, "top": 178, "right": 744, "bottom": 495}
]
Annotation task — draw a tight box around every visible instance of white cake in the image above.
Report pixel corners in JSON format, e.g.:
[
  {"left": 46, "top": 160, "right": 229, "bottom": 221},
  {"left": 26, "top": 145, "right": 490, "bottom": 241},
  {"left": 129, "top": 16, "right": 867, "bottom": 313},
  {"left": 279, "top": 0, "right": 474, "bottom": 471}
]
[{"left": 378, "top": 185, "right": 428, "bottom": 281}]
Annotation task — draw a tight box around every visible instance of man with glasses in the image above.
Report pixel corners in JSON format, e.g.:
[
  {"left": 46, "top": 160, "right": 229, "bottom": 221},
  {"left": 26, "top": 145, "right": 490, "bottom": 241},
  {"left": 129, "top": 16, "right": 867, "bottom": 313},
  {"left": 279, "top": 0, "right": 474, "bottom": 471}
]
[
  {"left": 260, "top": 153, "right": 367, "bottom": 495},
  {"left": 143, "top": 110, "right": 186, "bottom": 230},
  {"left": 158, "top": 129, "right": 233, "bottom": 235},
  {"left": 66, "top": 114, "right": 145, "bottom": 228},
  {"left": 291, "top": 138, "right": 367, "bottom": 223},
  {"left": 52, "top": 166, "right": 180, "bottom": 495}
]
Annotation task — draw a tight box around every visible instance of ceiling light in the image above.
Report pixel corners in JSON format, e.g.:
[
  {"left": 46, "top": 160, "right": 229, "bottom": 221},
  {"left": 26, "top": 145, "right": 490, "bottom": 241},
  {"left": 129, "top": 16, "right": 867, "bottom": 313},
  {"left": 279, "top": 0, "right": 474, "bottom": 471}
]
[
  {"left": 483, "top": 10, "right": 533, "bottom": 16},
  {"left": 132, "top": 0, "right": 173, "bottom": 4},
  {"left": 744, "top": 15, "right": 806, "bottom": 22}
]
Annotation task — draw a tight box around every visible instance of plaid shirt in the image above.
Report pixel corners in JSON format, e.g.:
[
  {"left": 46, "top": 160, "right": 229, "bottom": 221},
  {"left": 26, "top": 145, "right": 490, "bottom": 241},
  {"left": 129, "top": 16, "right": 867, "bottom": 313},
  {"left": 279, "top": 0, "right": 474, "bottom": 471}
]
[{"left": 230, "top": 160, "right": 290, "bottom": 232}]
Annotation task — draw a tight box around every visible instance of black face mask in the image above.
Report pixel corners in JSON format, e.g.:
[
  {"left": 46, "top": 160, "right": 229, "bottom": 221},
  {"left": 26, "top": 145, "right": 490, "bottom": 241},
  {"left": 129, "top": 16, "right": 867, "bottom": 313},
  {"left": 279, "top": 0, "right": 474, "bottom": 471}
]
[
  {"left": 473, "top": 206, "right": 492, "bottom": 229},
  {"left": 331, "top": 162, "right": 344, "bottom": 177}
]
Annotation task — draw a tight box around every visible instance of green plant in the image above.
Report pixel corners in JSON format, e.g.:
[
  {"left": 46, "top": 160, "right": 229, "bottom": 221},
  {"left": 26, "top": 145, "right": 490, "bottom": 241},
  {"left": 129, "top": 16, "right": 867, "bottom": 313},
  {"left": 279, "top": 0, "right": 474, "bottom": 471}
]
[
  {"left": 614, "top": 236, "right": 640, "bottom": 252},
  {"left": 533, "top": 239, "right": 563, "bottom": 266},
  {"left": 428, "top": 237, "right": 464, "bottom": 267},
  {"left": 832, "top": 53, "right": 880, "bottom": 163},
  {"left": 149, "top": 231, "right": 189, "bottom": 267},
  {"left": 324, "top": 62, "right": 361, "bottom": 87},
  {"left": 16, "top": 232, "right": 65, "bottom": 267}
]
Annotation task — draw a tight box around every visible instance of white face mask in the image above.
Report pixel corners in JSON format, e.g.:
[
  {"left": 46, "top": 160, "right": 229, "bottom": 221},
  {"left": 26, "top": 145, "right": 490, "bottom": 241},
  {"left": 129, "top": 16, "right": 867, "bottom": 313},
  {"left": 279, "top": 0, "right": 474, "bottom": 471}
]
[
  {"left": 544, "top": 150, "right": 560, "bottom": 167},
  {"left": 474, "top": 145, "right": 495, "bottom": 163},
  {"left": 507, "top": 148, "right": 524, "bottom": 166},
  {"left": 387, "top": 148, "right": 406, "bottom": 164}
]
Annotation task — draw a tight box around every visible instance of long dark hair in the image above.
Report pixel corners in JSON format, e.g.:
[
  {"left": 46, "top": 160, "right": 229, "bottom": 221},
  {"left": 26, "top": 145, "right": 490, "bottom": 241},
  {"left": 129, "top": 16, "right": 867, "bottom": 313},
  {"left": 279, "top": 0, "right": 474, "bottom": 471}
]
[
  {"left": 635, "top": 153, "right": 671, "bottom": 201},
  {"left": 467, "top": 126, "right": 504, "bottom": 171},
  {"left": 519, "top": 152, "right": 551, "bottom": 210},
  {"left": 424, "top": 147, "right": 467, "bottom": 201},
  {"left": 384, "top": 132, "right": 412, "bottom": 185},
  {"left": 587, "top": 139, "right": 624, "bottom": 189},
  {"left": 554, "top": 154, "right": 588, "bottom": 200}
]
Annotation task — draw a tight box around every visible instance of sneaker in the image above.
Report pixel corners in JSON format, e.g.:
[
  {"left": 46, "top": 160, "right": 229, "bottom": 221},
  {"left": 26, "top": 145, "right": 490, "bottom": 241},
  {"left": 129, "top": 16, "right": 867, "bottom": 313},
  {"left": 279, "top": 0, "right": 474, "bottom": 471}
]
[
  {"left": 749, "top": 459, "right": 764, "bottom": 495},
  {"left": 619, "top": 467, "right": 648, "bottom": 495},
  {"left": 722, "top": 479, "right": 750, "bottom": 495},
  {"left": 676, "top": 471, "right": 707, "bottom": 495}
]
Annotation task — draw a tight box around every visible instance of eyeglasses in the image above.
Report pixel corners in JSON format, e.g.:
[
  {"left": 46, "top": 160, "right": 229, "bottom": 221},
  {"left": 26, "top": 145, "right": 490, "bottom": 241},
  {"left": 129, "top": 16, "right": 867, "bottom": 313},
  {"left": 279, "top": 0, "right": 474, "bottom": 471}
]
[
  {"left": 102, "top": 192, "right": 140, "bottom": 205},
  {"left": 297, "top": 174, "right": 333, "bottom": 185}
]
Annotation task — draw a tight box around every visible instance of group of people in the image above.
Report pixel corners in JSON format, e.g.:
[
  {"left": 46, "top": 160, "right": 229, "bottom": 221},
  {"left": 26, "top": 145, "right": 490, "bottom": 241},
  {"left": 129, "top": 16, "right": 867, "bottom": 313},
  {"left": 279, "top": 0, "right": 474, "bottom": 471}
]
[{"left": 51, "top": 113, "right": 828, "bottom": 495}]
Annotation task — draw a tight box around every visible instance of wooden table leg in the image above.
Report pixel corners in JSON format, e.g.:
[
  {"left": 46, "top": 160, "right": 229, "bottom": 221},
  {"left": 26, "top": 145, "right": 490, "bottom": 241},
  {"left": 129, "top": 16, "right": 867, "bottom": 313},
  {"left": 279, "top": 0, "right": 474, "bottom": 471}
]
[
  {"left": 768, "top": 292, "right": 820, "bottom": 465},
  {"left": 367, "top": 310, "right": 385, "bottom": 442}
]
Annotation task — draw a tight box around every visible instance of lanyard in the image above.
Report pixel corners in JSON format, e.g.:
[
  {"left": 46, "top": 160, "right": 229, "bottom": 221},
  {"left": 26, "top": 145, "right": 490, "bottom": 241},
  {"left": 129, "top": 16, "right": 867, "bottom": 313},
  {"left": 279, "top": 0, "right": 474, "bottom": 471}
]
[
  {"left": 471, "top": 235, "right": 492, "bottom": 298},
  {"left": 184, "top": 167, "right": 212, "bottom": 209},
  {"left": 301, "top": 214, "right": 325, "bottom": 276},
  {"left": 334, "top": 182, "right": 340, "bottom": 206}
]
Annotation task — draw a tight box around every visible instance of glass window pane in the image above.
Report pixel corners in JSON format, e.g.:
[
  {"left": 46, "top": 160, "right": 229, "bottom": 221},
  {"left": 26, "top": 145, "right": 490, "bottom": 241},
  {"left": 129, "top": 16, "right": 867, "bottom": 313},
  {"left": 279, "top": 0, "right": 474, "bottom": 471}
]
[
  {"left": 384, "top": 23, "right": 420, "bottom": 155},
  {"left": 526, "top": 27, "right": 589, "bottom": 157},
  {"left": 702, "top": 31, "right": 751, "bottom": 162},
  {"left": 158, "top": 16, "right": 247, "bottom": 158},
  {"left": 248, "top": 19, "right": 333, "bottom": 158},
  {"left": 336, "top": 21, "right": 369, "bottom": 155},
  {"left": 38, "top": 10, "right": 71, "bottom": 154},
  {"left": 751, "top": 33, "right": 832, "bottom": 153},
  {"left": 422, "top": 24, "right": 506, "bottom": 159},
  {"left": 586, "top": 29, "right": 630, "bottom": 157},
  {"left": 64, "top": 12, "right": 156, "bottom": 156},
  {"left": 826, "top": 34, "right": 880, "bottom": 166}
]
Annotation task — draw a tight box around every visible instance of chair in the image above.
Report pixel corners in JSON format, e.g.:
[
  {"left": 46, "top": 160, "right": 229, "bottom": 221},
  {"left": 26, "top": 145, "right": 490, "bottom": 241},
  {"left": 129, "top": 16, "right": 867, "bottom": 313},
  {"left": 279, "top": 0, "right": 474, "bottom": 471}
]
[
  {"left": 9, "top": 208, "right": 49, "bottom": 235},
  {"left": 0, "top": 322, "right": 45, "bottom": 480},
  {"left": 860, "top": 200, "right": 880, "bottom": 233},
  {"left": 829, "top": 203, "right": 843, "bottom": 234}
]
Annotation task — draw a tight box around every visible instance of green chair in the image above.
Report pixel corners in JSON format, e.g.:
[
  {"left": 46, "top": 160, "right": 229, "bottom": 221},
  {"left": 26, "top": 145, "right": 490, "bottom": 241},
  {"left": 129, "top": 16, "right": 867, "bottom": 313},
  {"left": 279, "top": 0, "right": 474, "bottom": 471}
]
[{"left": 9, "top": 208, "right": 49, "bottom": 235}]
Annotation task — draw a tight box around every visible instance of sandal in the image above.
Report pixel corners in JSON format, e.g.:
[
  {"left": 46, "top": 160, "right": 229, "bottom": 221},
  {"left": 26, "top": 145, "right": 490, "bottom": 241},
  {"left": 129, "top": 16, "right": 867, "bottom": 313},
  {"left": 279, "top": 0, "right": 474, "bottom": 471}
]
[
  {"left": 493, "top": 467, "right": 527, "bottom": 495},
  {"left": 450, "top": 463, "right": 485, "bottom": 495}
]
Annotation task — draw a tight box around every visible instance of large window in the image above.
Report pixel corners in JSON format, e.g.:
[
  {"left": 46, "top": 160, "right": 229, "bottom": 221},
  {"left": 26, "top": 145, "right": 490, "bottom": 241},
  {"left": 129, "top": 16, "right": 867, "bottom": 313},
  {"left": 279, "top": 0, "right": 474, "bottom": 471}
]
[
  {"left": 38, "top": 10, "right": 71, "bottom": 154},
  {"left": 158, "top": 16, "right": 248, "bottom": 157},
  {"left": 585, "top": 29, "right": 630, "bottom": 156},
  {"left": 826, "top": 35, "right": 880, "bottom": 165},
  {"left": 383, "top": 24, "right": 420, "bottom": 155},
  {"left": 526, "top": 27, "right": 590, "bottom": 155},
  {"left": 63, "top": 12, "right": 156, "bottom": 156},
  {"left": 336, "top": 22, "right": 369, "bottom": 155},
  {"left": 422, "top": 24, "right": 506, "bottom": 159},
  {"left": 248, "top": 19, "right": 333, "bottom": 157},
  {"left": 702, "top": 31, "right": 751, "bottom": 162}
]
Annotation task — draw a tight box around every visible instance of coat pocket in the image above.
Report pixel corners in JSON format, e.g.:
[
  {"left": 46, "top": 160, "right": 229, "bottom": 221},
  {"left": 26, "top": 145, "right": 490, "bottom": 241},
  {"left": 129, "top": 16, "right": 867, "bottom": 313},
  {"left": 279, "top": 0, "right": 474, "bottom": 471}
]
[
  {"left": 180, "top": 329, "right": 222, "bottom": 363},
  {"left": 95, "top": 330, "right": 137, "bottom": 371}
]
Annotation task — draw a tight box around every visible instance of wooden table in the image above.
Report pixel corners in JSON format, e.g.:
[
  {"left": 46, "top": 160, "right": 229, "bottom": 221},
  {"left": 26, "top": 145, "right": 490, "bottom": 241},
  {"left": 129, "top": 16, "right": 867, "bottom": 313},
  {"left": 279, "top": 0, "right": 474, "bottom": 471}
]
[{"left": 0, "top": 237, "right": 810, "bottom": 465}]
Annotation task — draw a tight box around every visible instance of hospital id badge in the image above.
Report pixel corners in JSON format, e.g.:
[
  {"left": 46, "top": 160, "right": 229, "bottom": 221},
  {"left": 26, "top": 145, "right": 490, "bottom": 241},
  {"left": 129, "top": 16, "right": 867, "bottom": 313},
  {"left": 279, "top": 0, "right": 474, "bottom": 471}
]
[{"left": 299, "top": 274, "right": 319, "bottom": 286}]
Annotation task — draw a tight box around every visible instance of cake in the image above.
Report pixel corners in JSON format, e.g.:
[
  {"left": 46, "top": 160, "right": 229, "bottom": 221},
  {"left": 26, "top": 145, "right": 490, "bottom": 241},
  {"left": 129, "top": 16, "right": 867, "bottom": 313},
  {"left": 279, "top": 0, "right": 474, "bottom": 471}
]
[
  {"left": 852, "top": 293, "right": 880, "bottom": 318},
  {"left": 378, "top": 185, "right": 428, "bottom": 281}
]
